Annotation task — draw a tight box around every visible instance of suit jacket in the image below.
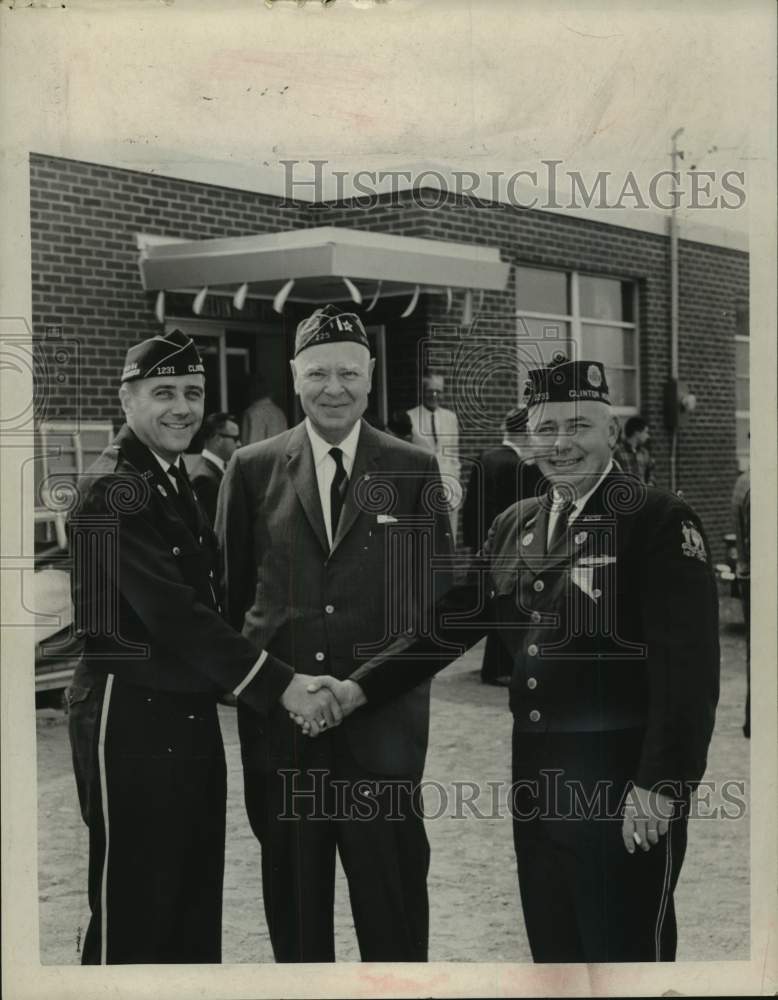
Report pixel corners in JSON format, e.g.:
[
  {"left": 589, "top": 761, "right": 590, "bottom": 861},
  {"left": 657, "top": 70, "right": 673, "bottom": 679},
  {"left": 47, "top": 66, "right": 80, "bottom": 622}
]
[
  {"left": 241, "top": 396, "right": 288, "bottom": 445},
  {"left": 352, "top": 469, "right": 720, "bottom": 791},
  {"left": 462, "top": 444, "right": 546, "bottom": 550},
  {"left": 406, "top": 404, "right": 462, "bottom": 506},
  {"left": 216, "top": 419, "right": 453, "bottom": 778},
  {"left": 69, "top": 425, "right": 293, "bottom": 715},
  {"left": 190, "top": 453, "right": 223, "bottom": 526}
]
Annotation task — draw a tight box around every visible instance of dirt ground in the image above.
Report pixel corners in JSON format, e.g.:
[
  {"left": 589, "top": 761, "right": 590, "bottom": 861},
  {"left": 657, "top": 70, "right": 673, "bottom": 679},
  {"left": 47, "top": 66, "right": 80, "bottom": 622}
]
[{"left": 36, "top": 596, "right": 750, "bottom": 965}]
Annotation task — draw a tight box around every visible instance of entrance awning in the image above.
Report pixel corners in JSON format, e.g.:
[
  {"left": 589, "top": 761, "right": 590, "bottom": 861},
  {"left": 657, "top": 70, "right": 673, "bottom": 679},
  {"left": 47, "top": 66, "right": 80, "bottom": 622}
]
[{"left": 137, "top": 226, "right": 510, "bottom": 317}]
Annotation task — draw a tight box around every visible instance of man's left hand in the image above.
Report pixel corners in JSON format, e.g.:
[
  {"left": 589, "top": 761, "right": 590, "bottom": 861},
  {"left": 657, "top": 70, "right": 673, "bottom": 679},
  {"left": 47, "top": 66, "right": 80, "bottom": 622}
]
[{"left": 622, "top": 785, "right": 674, "bottom": 854}]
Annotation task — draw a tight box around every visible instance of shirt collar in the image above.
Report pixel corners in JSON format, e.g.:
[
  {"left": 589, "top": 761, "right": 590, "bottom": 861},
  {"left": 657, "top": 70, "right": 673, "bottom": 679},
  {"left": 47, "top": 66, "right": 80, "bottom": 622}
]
[
  {"left": 201, "top": 448, "right": 226, "bottom": 473},
  {"left": 502, "top": 438, "right": 523, "bottom": 457},
  {"left": 151, "top": 450, "right": 181, "bottom": 476},
  {"left": 305, "top": 417, "right": 362, "bottom": 468},
  {"left": 551, "top": 459, "right": 614, "bottom": 514}
]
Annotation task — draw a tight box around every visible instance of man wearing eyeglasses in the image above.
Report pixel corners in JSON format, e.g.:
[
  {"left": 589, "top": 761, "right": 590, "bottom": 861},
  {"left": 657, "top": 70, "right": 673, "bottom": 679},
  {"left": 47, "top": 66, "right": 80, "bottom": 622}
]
[{"left": 190, "top": 412, "right": 241, "bottom": 525}]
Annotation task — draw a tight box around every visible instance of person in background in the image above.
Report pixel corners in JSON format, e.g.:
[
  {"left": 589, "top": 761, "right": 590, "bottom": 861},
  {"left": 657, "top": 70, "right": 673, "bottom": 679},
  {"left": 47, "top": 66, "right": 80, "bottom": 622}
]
[
  {"left": 462, "top": 405, "right": 547, "bottom": 685},
  {"left": 189, "top": 412, "right": 240, "bottom": 526},
  {"left": 732, "top": 467, "right": 750, "bottom": 738},
  {"left": 407, "top": 371, "right": 462, "bottom": 538},
  {"left": 240, "top": 372, "right": 287, "bottom": 445},
  {"left": 386, "top": 408, "right": 415, "bottom": 443},
  {"left": 614, "top": 415, "right": 656, "bottom": 485}
]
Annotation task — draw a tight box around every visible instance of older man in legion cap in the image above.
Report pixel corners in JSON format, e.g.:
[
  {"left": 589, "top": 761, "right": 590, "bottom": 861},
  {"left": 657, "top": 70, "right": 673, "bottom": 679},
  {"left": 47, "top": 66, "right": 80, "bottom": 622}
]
[
  {"left": 66, "top": 329, "right": 339, "bottom": 964},
  {"left": 216, "top": 303, "right": 453, "bottom": 963},
  {"left": 309, "top": 356, "right": 720, "bottom": 963}
]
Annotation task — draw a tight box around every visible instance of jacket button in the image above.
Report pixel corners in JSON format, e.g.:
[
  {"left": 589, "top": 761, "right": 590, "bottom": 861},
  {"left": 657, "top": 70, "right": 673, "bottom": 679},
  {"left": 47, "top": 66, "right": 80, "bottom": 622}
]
[
  {"left": 533, "top": 580, "right": 544, "bottom": 592},
  {"left": 530, "top": 611, "right": 541, "bottom": 623},
  {"left": 325, "top": 604, "right": 335, "bottom": 614},
  {"left": 529, "top": 709, "right": 541, "bottom": 722},
  {"left": 198, "top": 536, "right": 203, "bottom": 544},
  {"left": 527, "top": 677, "right": 538, "bottom": 690},
  {"left": 172, "top": 546, "right": 181, "bottom": 556},
  {"left": 315, "top": 652, "right": 325, "bottom": 662},
  {"left": 209, "top": 570, "right": 214, "bottom": 579},
  {"left": 527, "top": 643, "right": 538, "bottom": 656}
]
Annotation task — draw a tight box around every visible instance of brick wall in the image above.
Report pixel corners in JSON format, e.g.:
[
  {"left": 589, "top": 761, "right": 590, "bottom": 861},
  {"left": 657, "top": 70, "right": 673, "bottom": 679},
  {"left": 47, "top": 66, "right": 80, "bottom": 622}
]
[{"left": 30, "top": 156, "right": 748, "bottom": 557}]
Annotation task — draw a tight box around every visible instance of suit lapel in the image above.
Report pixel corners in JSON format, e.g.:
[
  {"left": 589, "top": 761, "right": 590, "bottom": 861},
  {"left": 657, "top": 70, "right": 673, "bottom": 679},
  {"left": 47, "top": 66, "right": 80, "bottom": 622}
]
[
  {"left": 286, "top": 422, "right": 329, "bottom": 554},
  {"left": 331, "top": 421, "right": 381, "bottom": 555}
]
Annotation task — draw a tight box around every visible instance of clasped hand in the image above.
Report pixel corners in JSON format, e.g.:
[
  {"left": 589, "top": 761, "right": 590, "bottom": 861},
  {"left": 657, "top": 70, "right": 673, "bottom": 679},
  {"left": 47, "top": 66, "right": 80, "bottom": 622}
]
[{"left": 280, "top": 674, "right": 366, "bottom": 737}]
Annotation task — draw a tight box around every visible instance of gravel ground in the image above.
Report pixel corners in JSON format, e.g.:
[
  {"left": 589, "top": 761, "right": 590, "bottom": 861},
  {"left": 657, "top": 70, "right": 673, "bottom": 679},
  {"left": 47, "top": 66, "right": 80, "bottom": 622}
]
[{"left": 37, "top": 596, "right": 750, "bottom": 965}]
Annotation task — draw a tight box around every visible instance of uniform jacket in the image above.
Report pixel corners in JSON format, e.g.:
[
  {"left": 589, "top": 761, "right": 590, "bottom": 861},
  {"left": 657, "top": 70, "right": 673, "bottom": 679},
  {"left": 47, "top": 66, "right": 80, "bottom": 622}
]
[
  {"left": 189, "top": 452, "right": 223, "bottom": 526},
  {"left": 216, "top": 419, "right": 453, "bottom": 778},
  {"left": 352, "top": 469, "right": 720, "bottom": 791},
  {"left": 69, "top": 425, "right": 293, "bottom": 715},
  {"left": 462, "top": 444, "right": 546, "bottom": 550}
]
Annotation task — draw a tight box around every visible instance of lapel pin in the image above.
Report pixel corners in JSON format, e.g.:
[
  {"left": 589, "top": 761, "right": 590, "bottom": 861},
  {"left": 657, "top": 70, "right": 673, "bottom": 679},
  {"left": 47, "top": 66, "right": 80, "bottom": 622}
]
[
  {"left": 156, "top": 484, "right": 168, "bottom": 498},
  {"left": 574, "top": 531, "right": 588, "bottom": 545},
  {"left": 522, "top": 532, "right": 534, "bottom": 546}
]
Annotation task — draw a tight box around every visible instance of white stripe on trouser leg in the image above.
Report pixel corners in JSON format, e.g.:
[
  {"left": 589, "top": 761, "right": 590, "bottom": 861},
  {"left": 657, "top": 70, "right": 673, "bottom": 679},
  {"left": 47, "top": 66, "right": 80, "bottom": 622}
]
[
  {"left": 97, "top": 674, "right": 115, "bottom": 965},
  {"left": 653, "top": 828, "right": 673, "bottom": 961}
]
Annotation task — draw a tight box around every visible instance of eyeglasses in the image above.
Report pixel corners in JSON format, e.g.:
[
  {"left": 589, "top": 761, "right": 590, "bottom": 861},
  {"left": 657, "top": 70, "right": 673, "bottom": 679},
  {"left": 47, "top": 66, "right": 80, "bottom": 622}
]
[{"left": 218, "top": 433, "right": 241, "bottom": 442}]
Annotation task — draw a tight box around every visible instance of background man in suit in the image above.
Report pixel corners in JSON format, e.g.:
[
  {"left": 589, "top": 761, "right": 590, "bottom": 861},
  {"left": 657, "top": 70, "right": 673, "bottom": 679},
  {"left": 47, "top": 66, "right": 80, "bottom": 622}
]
[
  {"left": 67, "top": 329, "right": 340, "bottom": 965},
  {"left": 407, "top": 371, "right": 462, "bottom": 538},
  {"left": 462, "top": 406, "right": 546, "bottom": 685},
  {"left": 241, "top": 371, "right": 287, "bottom": 445},
  {"left": 189, "top": 412, "right": 241, "bottom": 525},
  {"left": 308, "top": 358, "right": 720, "bottom": 964},
  {"left": 216, "top": 304, "right": 452, "bottom": 963}
]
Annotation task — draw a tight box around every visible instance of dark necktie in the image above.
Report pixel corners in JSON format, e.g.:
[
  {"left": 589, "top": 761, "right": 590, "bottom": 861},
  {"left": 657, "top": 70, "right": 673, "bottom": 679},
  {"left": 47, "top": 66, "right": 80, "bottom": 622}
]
[
  {"left": 430, "top": 410, "right": 438, "bottom": 447},
  {"left": 168, "top": 462, "right": 199, "bottom": 535},
  {"left": 329, "top": 447, "right": 348, "bottom": 542},
  {"left": 547, "top": 498, "right": 573, "bottom": 552}
]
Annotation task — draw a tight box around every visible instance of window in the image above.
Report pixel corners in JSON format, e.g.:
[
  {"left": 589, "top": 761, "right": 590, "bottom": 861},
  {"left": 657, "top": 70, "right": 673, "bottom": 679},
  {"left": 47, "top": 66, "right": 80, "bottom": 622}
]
[
  {"left": 735, "top": 302, "right": 749, "bottom": 471},
  {"left": 516, "top": 267, "right": 639, "bottom": 413}
]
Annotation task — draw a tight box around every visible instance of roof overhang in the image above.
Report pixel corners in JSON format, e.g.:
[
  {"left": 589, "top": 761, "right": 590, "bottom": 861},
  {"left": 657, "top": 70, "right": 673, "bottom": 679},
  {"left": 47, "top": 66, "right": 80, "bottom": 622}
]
[{"left": 137, "top": 226, "right": 510, "bottom": 308}]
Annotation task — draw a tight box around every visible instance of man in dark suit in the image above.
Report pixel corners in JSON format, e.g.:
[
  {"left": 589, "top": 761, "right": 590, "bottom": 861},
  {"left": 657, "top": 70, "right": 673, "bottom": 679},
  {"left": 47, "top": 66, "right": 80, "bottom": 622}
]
[
  {"left": 216, "top": 304, "right": 453, "bottom": 962},
  {"left": 308, "top": 358, "right": 720, "bottom": 964},
  {"left": 462, "top": 406, "right": 546, "bottom": 684},
  {"left": 189, "top": 412, "right": 241, "bottom": 525},
  {"left": 66, "top": 329, "right": 341, "bottom": 965}
]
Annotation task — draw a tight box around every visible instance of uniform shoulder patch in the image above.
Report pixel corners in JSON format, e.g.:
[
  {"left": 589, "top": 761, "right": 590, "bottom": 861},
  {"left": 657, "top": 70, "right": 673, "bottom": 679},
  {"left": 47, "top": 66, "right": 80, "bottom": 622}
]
[{"left": 681, "top": 519, "right": 708, "bottom": 562}]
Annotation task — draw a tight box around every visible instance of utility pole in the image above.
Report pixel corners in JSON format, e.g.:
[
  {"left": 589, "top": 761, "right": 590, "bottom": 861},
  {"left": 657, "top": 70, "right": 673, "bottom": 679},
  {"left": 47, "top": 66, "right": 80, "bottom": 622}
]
[{"left": 669, "top": 127, "right": 684, "bottom": 493}]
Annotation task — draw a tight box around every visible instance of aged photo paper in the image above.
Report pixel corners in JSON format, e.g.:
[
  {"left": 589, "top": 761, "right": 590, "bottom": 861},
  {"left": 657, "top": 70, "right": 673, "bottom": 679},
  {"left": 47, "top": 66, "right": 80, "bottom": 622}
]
[{"left": 1, "top": 1, "right": 776, "bottom": 997}]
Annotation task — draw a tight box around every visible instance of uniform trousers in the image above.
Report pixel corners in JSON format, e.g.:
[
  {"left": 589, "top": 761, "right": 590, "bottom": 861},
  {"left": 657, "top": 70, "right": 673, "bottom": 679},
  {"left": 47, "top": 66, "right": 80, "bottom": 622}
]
[
  {"left": 67, "top": 668, "right": 227, "bottom": 964},
  {"left": 511, "top": 725, "right": 688, "bottom": 963},
  {"left": 240, "top": 717, "right": 430, "bottom": 963}
]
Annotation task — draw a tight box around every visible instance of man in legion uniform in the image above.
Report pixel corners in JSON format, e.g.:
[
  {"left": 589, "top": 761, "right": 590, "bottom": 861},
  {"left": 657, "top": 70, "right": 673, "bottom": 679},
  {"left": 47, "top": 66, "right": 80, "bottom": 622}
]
[
  {"left": 302, "top": 356, "right": 721, "bottom": 964},
  {"left": 66, "top": 328, "right": 340, "bottom": 964}
]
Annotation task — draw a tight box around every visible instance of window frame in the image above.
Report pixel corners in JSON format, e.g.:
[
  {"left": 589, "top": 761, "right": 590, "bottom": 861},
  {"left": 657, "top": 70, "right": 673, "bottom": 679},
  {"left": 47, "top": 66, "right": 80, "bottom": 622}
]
[{"left": 515, "top": 267, "right": 640, "bottom": 418}]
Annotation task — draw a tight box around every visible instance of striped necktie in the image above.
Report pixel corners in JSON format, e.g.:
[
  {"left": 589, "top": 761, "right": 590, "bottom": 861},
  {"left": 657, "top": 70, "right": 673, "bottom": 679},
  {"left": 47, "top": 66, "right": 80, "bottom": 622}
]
[{"left": 329, "top": 446, "right": 348, "bottom": 541}]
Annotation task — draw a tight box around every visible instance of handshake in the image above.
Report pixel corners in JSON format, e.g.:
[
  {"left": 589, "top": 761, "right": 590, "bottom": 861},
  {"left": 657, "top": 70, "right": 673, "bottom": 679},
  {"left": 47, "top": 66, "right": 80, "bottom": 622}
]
[{"left": 279, "top": 673, "right": 367, "bottom": 737}]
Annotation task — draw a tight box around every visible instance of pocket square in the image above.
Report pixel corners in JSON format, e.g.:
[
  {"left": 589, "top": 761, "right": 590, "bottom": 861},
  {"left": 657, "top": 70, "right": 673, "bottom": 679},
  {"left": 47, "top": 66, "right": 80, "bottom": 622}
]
[{"left": 376, "top": 514, "right": 398, "bottom": 524}]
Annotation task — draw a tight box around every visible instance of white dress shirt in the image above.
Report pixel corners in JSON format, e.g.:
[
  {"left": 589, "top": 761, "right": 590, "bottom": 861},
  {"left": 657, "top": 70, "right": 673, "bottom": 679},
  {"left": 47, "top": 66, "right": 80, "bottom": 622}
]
[
  {"left": 200, "top": 448, "right": 226, "bottom": 473},
  {"left": 546, "top": 460, "right": 614, "bottom": 547},
  {"left": 305, "top": 418, "right": 361, "bottom": 548}
]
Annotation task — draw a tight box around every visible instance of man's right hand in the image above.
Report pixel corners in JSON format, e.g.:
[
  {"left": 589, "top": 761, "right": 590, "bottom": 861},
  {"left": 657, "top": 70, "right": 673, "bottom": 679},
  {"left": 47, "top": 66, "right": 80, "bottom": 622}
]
[
  {"left": 286, "top": 678, "right": 367, "bottom": 736},
  {"left": 279, "top": 674, "right": 343, "bottom": 737}
]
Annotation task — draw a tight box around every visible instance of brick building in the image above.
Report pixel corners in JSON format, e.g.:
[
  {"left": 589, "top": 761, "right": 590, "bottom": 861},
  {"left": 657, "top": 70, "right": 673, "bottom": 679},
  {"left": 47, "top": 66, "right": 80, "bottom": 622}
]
[{"left": 30, "top": 153, "right": 749, "bottom": 558}]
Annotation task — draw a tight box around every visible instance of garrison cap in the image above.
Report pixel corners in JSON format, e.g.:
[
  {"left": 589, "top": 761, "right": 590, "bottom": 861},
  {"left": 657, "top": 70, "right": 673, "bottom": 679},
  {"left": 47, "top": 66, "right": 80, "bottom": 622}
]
[
  {"left": 121, "top": 329, "right": 204, "bottom": 383},
  {"left": 294, "top": 304, "right": 370, "bottom": 358},
  {"left": 524, "top": 358, "right": 610, "bottom": 408}
]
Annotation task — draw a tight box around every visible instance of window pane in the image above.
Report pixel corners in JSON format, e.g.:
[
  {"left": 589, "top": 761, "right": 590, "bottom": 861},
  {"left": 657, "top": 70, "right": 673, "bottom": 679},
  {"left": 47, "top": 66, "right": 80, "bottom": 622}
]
[
  {"left": 735, "top": 302, "right": 749, "bottom": 338},
  {"left": 736, "top": 377, "right": 750, "bottom": 411},
  {"left": 579, "top": 276, "right": 633, "bottom": 322},
  {"left": 604, "top": 369, "right": 637, "bottom": 408},
  {"left": 580, "top": 323, "right": 635, "bottom": 369},
  {"left": 516, "top": 316, "right": 572, "bottom": 366},
  {"left": 735, "top": 339, "right": 749, "bottom": 376},
  {"left": 516, "top": 267, "right": 568, "bottom": 315}
]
